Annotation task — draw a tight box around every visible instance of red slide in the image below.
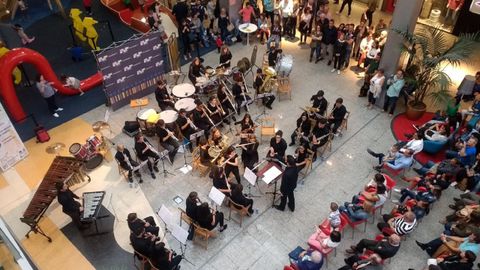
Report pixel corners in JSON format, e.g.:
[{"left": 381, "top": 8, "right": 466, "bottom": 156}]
[{"left": 0, "top": 47, "right": 103, "bottom": 122}]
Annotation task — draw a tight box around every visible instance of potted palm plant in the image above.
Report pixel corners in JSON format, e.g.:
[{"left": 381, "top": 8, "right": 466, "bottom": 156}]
[{"left": 394, "top": 27, "right": 479, "bottom": 120}]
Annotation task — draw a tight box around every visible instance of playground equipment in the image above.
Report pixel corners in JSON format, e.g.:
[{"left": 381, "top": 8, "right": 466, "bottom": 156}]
[
  {"left": 0, "top": 47, "right": 103, "bottom": 122},
  {"left": 0, "top": 45, "right": 21, "bottom": 84},
  {"left": 69, "top": 8, "right": 100, "bottom": 50}
]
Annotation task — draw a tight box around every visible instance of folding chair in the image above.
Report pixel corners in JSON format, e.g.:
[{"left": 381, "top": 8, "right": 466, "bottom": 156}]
[
  {"left": 337, "top": 111, "right": 350, "bottom": 136},
  {"left": 277, "top": 76, "right": 292, "bottom": 101},
  {"left": 259, "top": 117, "right": 276, "bottom": 141},
  {"left": 227, "top": 197, "right": 250, "bottom": 227},
  {"left": 383, "top": 173, "right": 397, "bottom": 199},
  {"left": 340, "top": 212, "right": 367, "bottom": 239}
]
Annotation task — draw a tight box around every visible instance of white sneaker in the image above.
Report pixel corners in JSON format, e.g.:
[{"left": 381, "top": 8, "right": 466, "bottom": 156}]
[
  {"left": 391, "top": 199, "right": 400, "bottom": 204},
  {"left": 337, "top": 70, "right": 340, "bottom": 75},
  {"left": 55, "top": 107, "right": 63, "bottom": 112},
  {"left": 331, "top": 68, "right": 336, "bottom": 73},
  {"left": 53, "top": 113, "right": 59, "bottom": 117},
  {"left": 393, "top": 188, "right": 402, "bottom": 193}
]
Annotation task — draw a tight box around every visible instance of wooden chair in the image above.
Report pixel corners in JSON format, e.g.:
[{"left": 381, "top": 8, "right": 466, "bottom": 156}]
[
  {"left": 277, "top": 76, "right": 292, "bottom": 101},
  {"left": 299, "top": 152, "right": 313, "bottom": 179},
  {"left": 133, "top": 249, "right": 149, "bottom": 270},
  {"left": 115, "top": 159, "right": 129, "bottom": 181},
  {"left": 191, "top": 146, "right": 210, "bottom": 177},
  {"left": 311, "top": 133, "right": 334, "bottom": 160},
  {"left": 178, "top": 208, "right": 216, "bottom": 250},
  {"left": 227, "top": 197, "right": 250, "bottom": 227},
  {"left": 337, "top": 111, "right": 350, "bottom": 136},
  {"left": 259, "top": 117, "right": 276, "bottom": 141}
]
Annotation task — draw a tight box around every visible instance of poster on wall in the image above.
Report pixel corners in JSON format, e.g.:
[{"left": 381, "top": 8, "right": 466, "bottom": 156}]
[{"left": 0, "top": 103, "right": 28, "bottom": 172}]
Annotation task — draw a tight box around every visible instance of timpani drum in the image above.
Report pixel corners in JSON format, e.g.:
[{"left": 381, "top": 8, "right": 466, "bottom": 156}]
[
  {"left": 174, "top": 98, "right": 196, "bottom": 112},
  {"left": 172, "top": 83, "right": 196, "bottom": 98},
  {"left": 69, "top": 143, "right": 89, "bottom": 160},
  {"left": 160, "top": 110, "right": 178, "bottom": 124},
  {"left": 275, "top": 54, "right": 293, "bottom": 77}
]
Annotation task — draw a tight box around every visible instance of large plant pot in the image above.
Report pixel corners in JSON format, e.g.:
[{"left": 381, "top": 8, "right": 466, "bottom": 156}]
[{"left": 405, "top": 100, "right": 427, "bottom": 120}]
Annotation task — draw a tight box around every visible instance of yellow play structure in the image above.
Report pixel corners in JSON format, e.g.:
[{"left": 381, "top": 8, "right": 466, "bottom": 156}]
[{"left": 69, "top": 8, "right": 99, "bottom": 50}]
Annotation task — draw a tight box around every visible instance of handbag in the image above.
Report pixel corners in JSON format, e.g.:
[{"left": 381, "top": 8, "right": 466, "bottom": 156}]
[
  {"left": 288, "top": 246, "right": 305, "bottom": 260},
  {"left": 227, "top": 22, "right": 235, "bottom": 32}
]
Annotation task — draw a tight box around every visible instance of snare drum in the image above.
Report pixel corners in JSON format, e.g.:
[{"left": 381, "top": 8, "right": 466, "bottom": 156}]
[
  {"left": 69, "top": 143, "right": 89, "bottom": 160},
  {"left": 87, "top": 135, "right": 102, "bottom": 150},
  {"left": 233, "top": 71, "right": 243, "bottom": 82},
  {"left": 174, "top": 98, "right": 196, "bottom": 112},
  {"left": 172, "top": 83, "right": 196, "bottom": 98},
  {"left": 160, "top": 110, "right": 178, "bottom": 124},
  {"left": 276, "top": 54, "right": 293, "bottom": 77},
  {"left": 195, "top": 76, "right": 208, "bottom": 87}
]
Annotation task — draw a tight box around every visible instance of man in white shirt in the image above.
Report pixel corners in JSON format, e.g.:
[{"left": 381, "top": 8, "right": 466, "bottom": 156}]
[
  {"left": 278, "top": 0, "right": 293, "bottom": 37},
  {"left": 400, "top": 132, "right": 424, "bottom": 155}
]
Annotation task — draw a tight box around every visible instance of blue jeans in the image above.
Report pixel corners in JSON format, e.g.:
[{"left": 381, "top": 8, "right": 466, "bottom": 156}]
[
  {"left": 383, "top": 95, "right": 399, "bottom": 115},
  {"left": 340, "top": 203, "right": 369, "bottom": 221},
  {"left": 399, "top": 189, "right": 416, "bottom": 203},
  {"left": 310, "top": 45, "right": 321, "bottom": 60},
  {"left": 417, "top": 161, "right": 435, "bottom": 175},
  {"left": 344, "top": 47, "right": 352, "bottom": 67}
]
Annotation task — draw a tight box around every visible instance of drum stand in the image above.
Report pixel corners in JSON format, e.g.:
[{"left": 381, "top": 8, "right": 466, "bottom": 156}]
[{"left": 159, "top": 150, "right": 175, "bottom": 178}]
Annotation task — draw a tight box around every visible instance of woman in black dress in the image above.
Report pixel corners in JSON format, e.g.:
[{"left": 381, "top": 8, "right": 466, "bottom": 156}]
[
  {"left": 186, "top": 191, "right": 201, "bottom": 221},
  {"left": 219, "top": 46, "right": 232, "bottom": 68},
  {"left": 231, "top": 184, "right": 254, "bottom": 215},
  {"left": 295, "top": 144, "right": 309, "bottom": 172},
  {"left": 241, "top": 134, "right": 259, "bottom": 171},
  {"left": 222, "top": 146, "right": 241, "bottom": 184},
  {"left": 211, "top": 165, "right": 236, "bottom": 196},
  {"left": 196, "top": 202, "right": 227, "bottom": 231}
]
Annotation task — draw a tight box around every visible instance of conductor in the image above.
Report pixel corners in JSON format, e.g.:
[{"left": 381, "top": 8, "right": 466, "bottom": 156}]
[{"left": 274, "top": 155, "right": 298, "bottom": 212}]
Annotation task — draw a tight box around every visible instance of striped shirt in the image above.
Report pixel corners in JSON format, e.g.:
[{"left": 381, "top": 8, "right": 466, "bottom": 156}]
[{"left": 392, "top": 217, "right": 416, "bottom": 236}]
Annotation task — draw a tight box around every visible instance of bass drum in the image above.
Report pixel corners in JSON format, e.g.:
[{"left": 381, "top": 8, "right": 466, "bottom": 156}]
[{"left": 276, "top": 54, "right": 293, "bottom": 77}]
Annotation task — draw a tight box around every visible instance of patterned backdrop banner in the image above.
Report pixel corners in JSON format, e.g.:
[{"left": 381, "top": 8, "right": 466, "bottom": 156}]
[{"left": 95, "top": 31, "right": 165, "bottom": 110}]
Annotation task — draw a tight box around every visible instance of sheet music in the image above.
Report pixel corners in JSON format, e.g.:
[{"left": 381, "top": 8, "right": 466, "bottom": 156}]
[
  {"left": 262, "top": 166, "right": 282, "bottom": 184},
  {"left": 243, "top": 168, "right": 257, "bottom": 186},
  {"left": 157, "top": 205, "right": 174, "bottom": 228},
  {"left": 208, "top": 187, "right": 226, "bottom": 206},
  {"left": 172, "top": 223, "right": 189, "bottom": 245}
]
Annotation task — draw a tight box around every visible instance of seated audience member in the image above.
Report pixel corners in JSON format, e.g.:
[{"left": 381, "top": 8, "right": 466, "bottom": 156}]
[
  {"left": 196, "top": 202, "right": 228, "bottom": 232},
  {"left": 149, "top": 242, "right": 182, "bottom": 270},
  {"left": 446, "top": 137, "right": 478, "bottom": 167},
  {"left": 410, "top": 120, "right": 449, "bottom": 142},
  {"left": 443, "top": 211, "right": 480, "bottom": 238},
  {"left": 345, "top": 234, "right": 401, "bottom": 260},
  {"left": 452, "top": 192, "right": 480, "bottom": 209},
  {"left": 356, "top": 183, "right": 387, "bottom": 208},
  {"left": 377, "top": 211, "right": 417, "bottom": 236},
  {"left": 413, "top": 158, "right": 461, "bottom": 176},
  {"left": 339, "top": 201, "right": 371, "bottom": 222},
  {"left": 308, "top": 229, "right": 342, "bottom": 254},
  {"left": 393, "top": 183, "right": 438, "bottom": 205},
  {"left": 455, "top": 153, "right": 480, "bottom": 192},
  {"left": 442, "top": 204, "right": 479, "bottom": 224},
  {"left": 367, "top": 145, "right": 399, "bottom": 165},
  {"left": 374, "top": 149, "right": 414, "bottom": 172},
  {"left": 338, "top": 253, "right": 383, "bottom": 270},
  {"left": 398, "top": 132, "right": 424, "bottom": 154},
  {"left": 365, "top": 173, "right": 387, "bottom": 190},
  {"left": 328, "top": 202, "right": 341, "bottom": 229},
  {"left": 230, "top": 184, "right": 254, "bottom": 215},
  {"left": 416, "top": 233, "right": 480, "bottom": 258},
  {"left": 115, "top": 144, "right": 143, "bottom": 184},
  {"left": 434, "top": 251, "right": 477, "bottom": 270},
  {"left": 292, "top": 250, "right": 323, "bottom": 270},
  {"left": 127, "top": 213, "right": 160, "bottom": 236},
  {"left": 186, "top": 191, "right": 201, "bottom": 221}
]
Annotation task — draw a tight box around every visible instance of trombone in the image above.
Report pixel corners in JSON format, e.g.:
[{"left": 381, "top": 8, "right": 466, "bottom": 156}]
[
  {"left": 201, "top": 103, "right": 216, "bottom": 127},
  {"left": 220, "top": 79, "right": 238, "bottom": 115}
]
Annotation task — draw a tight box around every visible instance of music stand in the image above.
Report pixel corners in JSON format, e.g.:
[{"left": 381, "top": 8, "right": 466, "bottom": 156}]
[
  {"left": 172, "top": 223, "right": 194, "bottom": 265},
  {"left": 208, "top": 186, "right": 226, "bottom": 209},
  {"left": 254, "top": 94, "right": 270, "bottom": 121},
  {"left": 245, "top": 45, "right": 260, "bottom": 79},
  {"left": 189, "top": 130, "right": 205, "bottom": 147},
  {"left": 157, "top": 204, "right": 174, "bottom": 242},
  {"left": 258, "top": 161, "right": 284, "bottom": 207},
  {"left": 159, "top": 150, "right": 175, "bottom": 178},
  {"left": 176, "top": 140, "right": 192, "bottom": 174},
  {"left": 243, "top": 167, "right": 261, "bottom": 197}
]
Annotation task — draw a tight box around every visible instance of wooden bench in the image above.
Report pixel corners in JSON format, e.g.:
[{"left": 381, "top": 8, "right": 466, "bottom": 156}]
[{"left": 178, "top": 208, "right": 216, "bottom": 250}]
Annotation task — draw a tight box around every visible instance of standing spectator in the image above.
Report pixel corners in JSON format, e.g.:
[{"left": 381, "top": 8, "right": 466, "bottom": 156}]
[
  {"left": 367, "top": 69, "right": 385, "bottom": 108},
  {"left": 257, "top": 13, "right": 270, "bottom": 44},
  {"left": 275, "top": 156, "right": 299, "bottom": 212},
  {"left": 267, "top": 20, "right": 282, "bottom": 48},
  {"left": 383, "top": 69, "right": 405, "bottom": 116},
  {"left": 365, "top": 0, "right": 378, "bottom": 27},
  {"left": 83, "top": 0, "right": 92, "bottom": 16},
  {"left": 320, "top": 19, "right": 337, "bottom": 65},
  {"left": 218, "top": 8, "right": 230, "bottom": 41},
  {"left": 337, "top": 0, "right": 353, "bottom": 17},
  {"left": 12, "top": 24, "right": 34, "bottom": 45},
  {"left": 298, "top": 8, "right": 312, "bottom": 44},
  {"left": 206, "top": 0, "right": 216, "bottom": 29},
  {"left": 181, "top": 20, "right": 192, "bottom": 60},
  {"left": 263, "top": 0, "right": 275, "bottom": 24},
  {"left": 239, "top": 2, "right": 255, "bottom": 23},
  {"left": 309, "top": 25, "right": 322, "bottom": 63},
  {"left": 357, "top": 33, "right": 373, "bottom": 69},
  {"left": 278, "top": 0, "right": 293, "bottom": 39},
  {"left": 343, "top": 24, "right": 355, "bottom": 68},
  {"left": 375, "top": 18, "right": 387, "bottom": 35},
  {"left": 331, "top": 33, "right": 346, "bottom": 75},
  {"left": 36, "top": 74, "right": 63, "bottom": 118},
  {"left": 365, "top": 41, "right": 381, "bottom": 68},
  {"left": 172, "top": 0, "right": 189, "bottom": 27},
  {"left": 352, "top": 20, "right": 367, "bottom": 59}
]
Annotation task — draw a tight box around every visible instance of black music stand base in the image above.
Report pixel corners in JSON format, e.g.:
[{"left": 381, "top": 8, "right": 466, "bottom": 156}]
[
  {"left": 179, "top": 243, "right": 195, "bottom": 266},
  {"left": 265, "top": 181, "right": 282, "bottom": 207}
]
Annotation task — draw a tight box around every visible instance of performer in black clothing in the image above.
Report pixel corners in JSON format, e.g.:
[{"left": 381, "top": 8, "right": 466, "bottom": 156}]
[
  {"left": 222, "top": 146, "right": 241, "bottom": 184},
  {"left": 295, "top": 144, "right": 309, "bottom": 172},
  {"left": 130, "top": 227, "right": 156, "bottom": 257},
  {"left": 236, "top": 114, "right": 255, "bottom": 136},
  {"left": 240, "top": 135, "right": 259, "bottom": 171},
  {"left": 210, "top": 165, "right": 236, "bottom": 196},
  {"left": 254, "top": 68, "right": 275, "bottom": 109},
  {"left": 192, "top": 99, "right": 213, "bottom": 136},
  {"left": 267, "top": 43, "right": 282, "bottom": 67},
  {"left": 217, "top": 85, "right": 236, "bottom": 119},
  {"left": 154, "top": 79, "right": 174, "bottom": 110},
  {"left": 310, "top": 90, "right": 328, "bottom": 117},
  {"left": 134, "top": 134, "right": 160, "bottom": 179},
  {"left": 198, "top": 138, "right": 212, "bottom": 165},
  {"left": 275, "top": 155, "right": 299, "bottom": 211},
  {"left": 232, "top": 80, "right": 251, "bottom": 114},
  {"left": 176, "top": 109, "right": 197, "bottom": 151},
  {"left": 310, "top": 118, "right": 330, "bottom": 161},
  {"left": 156, "top": 120, "right": 179, "bottom": 163},
  {"left": 206, "top": 96, "right": 228, "bottom": 126},
  {"left": 186, "top": 191, "right": 201, "bottom": 221},
  {"left": 115, "top": 144, "right": 143, "bottom": 183},
  {"left": 150, "top": 242, "right": 182, "bottom": 270},
  {"left": 188, "top": 57, "right": 205, "bottom": 86},
  {"left": 328, "top": 97, "right": 347, "bottom": 134},
  {"left": 127, "top": 212, "right": 159, "bottom": 236},
  {"left": 231, "top": 184, "right": 254, "bottom": 214},
  {"left": 268, "top": 130, "right": 288, "bottom": 162},
  {"left": 289, "top": 112, "right": 311, "bottom": 146},
  {"left": 196, "top": 202, "right": 227, "bottom": 231},
  {"left": 219, "top": 46, "right": 232, "bottom": 68},
  {"left": 55, "top": 182, "right": 87, "bottom": 229}
]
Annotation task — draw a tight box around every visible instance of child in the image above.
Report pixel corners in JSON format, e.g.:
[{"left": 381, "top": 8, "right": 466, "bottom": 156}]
[
  {"left": 12, "top": 24, "right": 34, "bottom": 45},
  {"left": 328, "top": 202, "right": 341, "bottom": 229},
  {"left": 61, "top": 75, "right": 84, "bottom": 96},
  {"left": 215, "top": 34, "right": 223, "bottom": 53}
]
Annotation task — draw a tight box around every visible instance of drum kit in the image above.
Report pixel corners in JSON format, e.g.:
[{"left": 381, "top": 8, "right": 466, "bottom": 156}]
[
  {"left": 45, "top": 142, "right": 66, "bottom": 155},
  {"left": 275, "top": 54, "right": 293, "bottom": 77}
]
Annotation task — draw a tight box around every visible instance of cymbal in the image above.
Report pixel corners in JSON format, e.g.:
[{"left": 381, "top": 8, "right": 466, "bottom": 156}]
[
  {"left": 46, "top": 143, "right": 66, "bottom": 154},
  {"left": 92, "top": 121, "right": 110, "bottom": 132}
]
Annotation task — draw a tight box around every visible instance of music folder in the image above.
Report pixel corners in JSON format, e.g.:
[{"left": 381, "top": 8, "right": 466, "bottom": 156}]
[
  {"left": 243, "top": 167, "right": 257, "bottom": 186},
  {"left": 208, "top": 187, "right": 226, "bottom": 206},
  {"left": 157, "top": 205, "right": 174, "bottom": 228},
  {"left": 172, "top": 224, "right": 189, "bottom": 245}
]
